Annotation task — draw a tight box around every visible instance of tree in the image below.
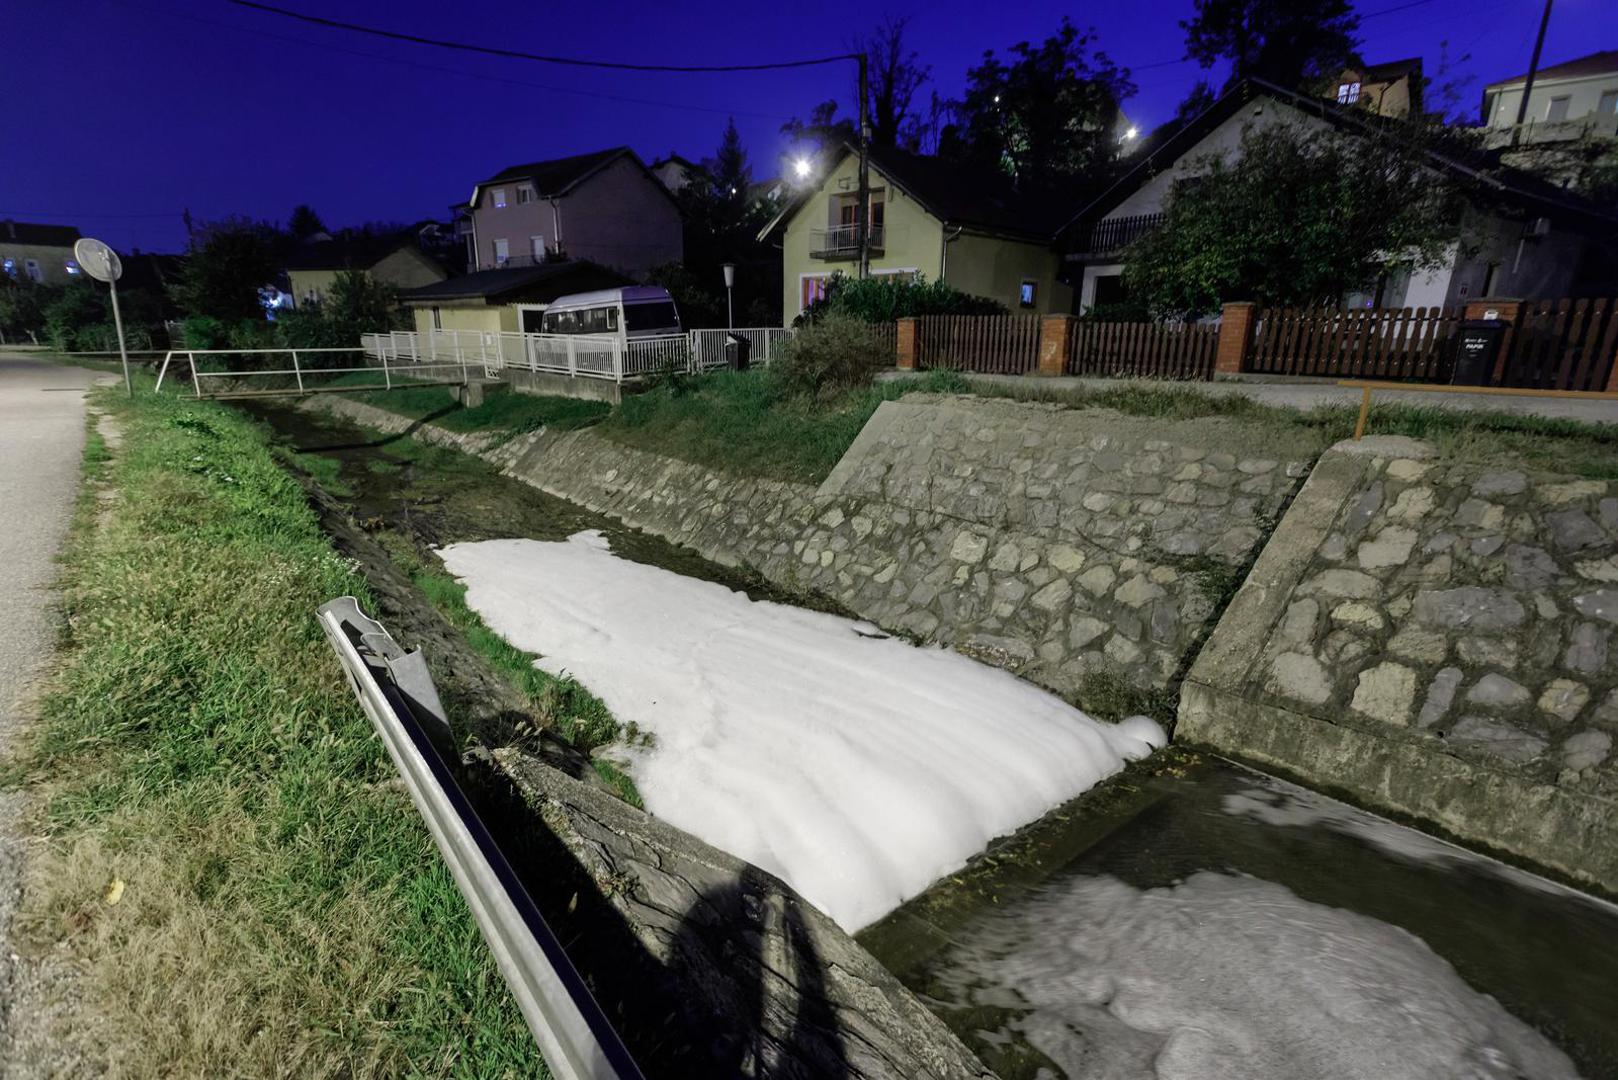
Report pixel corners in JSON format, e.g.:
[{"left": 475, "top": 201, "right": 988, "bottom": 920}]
[
  {"left": 1124, "top": 122, "right": 1463, "bottom": 317},
  {"left": 939, "top": 19, "right": 1134, "bottom": 192},
  {"left": 173, "top": 217, "right": 282, "bottom": 322},
  {"left": 0, "top": 279, "right": 57, "bottom": 341},
  {"left": 1182, "top": 0, "right": 1359, "bottom": 91},
  {"left": 781, "top": 99, "right": 856, "bottom": 157},
  {"left": 288, "top": 204, "right": 327, "bottom": 241},
  {"left": 664, "top": 121, "right": 781, "bottom": 327},
  {"left": 856, "top": 16, "right": 931, "bottom": 149}
]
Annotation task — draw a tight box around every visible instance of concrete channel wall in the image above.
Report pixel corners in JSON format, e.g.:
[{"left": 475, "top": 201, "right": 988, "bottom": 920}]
[
  {"left": 308, "top": 394, "right": 1318, "bottom": 715},
  {"left": 1182, "top": 435, "right": 1618, "bottom": 894}
]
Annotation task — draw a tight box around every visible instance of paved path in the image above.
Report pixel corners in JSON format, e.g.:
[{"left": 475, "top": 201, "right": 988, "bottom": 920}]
[
  {"left": 951, "top": 372, "right": 1618, "bottom": 426},
  {"left": 0, "top": 353, "right": 111, "bottom": 1074}
]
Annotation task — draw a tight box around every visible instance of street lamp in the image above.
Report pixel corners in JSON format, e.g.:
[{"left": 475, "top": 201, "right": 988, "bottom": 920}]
[
  {"left": 722, "top": 262, "right": 736, "bottom": 329},
  {"left": 793, "top": 157, "right": 813, "bottom": 180}
]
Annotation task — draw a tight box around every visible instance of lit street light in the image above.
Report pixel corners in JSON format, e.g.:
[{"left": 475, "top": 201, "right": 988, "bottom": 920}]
[
  {"left": 722, "top": 262, "right": 736, "bottom": 329},
  {"left": 793, "top": 157, "right": 813, "bottom": 180}
]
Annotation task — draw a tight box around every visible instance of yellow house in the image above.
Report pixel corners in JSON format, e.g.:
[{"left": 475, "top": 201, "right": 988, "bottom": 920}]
[
  {"left": 400, "top": 260, "right": 634, "bottom": 336},
  {"left": 286, "top": 238, "right": 453, "bottom": 307},
  {"left": 759, "top": 145, "right": 1075, "bottom": 324}
]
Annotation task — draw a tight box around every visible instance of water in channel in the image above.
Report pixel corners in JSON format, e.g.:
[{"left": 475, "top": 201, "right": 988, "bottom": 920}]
[{"left": 256, "top": 401, "right": 1618, "bottom": 1080}]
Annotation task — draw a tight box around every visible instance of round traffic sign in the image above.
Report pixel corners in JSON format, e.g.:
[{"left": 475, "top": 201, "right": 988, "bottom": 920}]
[{"left": 73, "top": 238, "right": 123, "bottom": 283}]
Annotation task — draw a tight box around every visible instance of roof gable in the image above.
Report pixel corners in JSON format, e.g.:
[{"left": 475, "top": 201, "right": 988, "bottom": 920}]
[
  {"left": 1, "top": 221, "right": 81, "bottom": 247},
  {"left": 1486, "top": 49, "right": 1618, "bottom": 89}
]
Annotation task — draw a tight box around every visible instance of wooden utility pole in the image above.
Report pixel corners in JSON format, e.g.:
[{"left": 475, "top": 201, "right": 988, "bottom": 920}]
[
  {"left": 1511, "top": 0, "right": 1554, "bottom": 139},
  {"left": 857, "top": 52, "right": 871, "bottom": 280}
]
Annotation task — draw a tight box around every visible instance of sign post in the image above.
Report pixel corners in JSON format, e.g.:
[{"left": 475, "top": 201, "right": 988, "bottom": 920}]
[{"left": 74, "top": 238, "right": 130, "bottom": 396}]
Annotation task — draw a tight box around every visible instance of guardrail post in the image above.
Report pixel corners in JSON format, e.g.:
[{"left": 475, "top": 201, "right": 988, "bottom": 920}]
[
  {"left": 190, "top": 352, "right": 202, "bottom": 398},
  {"left": 1215, "top": 302, "right": 1257, "bottom": 377},
  {"left": 383, "top": 352, "right": 392, "bottom": 390},
  {"left": 291, "top": 350, "right": 305, "bottom": 393},
  {"left": 155, "top": 350, "right": 173, "bottom": 393}
]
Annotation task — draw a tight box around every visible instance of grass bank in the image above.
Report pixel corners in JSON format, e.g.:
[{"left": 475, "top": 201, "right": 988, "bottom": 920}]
[
  {"left": 13, "top": 381, "right": 545, "bottom": 1076},
  {"left": 326, "top": 373, "right": 609, "bottom": 438}
]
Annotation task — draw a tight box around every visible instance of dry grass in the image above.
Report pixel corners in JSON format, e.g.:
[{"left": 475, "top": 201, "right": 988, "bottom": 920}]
[{"left": 9, "top": 381, "right": 545, "bottom": 1077}]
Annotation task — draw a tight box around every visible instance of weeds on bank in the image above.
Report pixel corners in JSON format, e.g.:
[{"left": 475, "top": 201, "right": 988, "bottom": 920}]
[
  {"left": 13, "top": 383, "right": 546, "bottom": 1077},
  {"left": 327, "top": 374, "right": 609, "bottom": 438}
]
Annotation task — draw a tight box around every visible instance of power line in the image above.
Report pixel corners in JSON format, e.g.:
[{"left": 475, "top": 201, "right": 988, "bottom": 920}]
[
  {"left": 228, "top": 0, "right": 856, "bottom": 72},
  {"left": 0, "top": 208, "right": 181, "bottom": 219}
]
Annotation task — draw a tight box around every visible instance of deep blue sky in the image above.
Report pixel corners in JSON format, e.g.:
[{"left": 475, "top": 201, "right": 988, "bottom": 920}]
[{"left": 4, "top": 0, "right": 1609, "bottom": 252}]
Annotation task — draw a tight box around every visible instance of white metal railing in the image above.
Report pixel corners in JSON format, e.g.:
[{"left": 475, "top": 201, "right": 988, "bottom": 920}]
[
  {"left": 361, "top": 327, "right": 796, "bottom": 384},
  {"left": 809, "top": 224, "right": 887, "bottom": 258},
  {"left": 154, "top": 346, "right": 470, "bottom": 399}
]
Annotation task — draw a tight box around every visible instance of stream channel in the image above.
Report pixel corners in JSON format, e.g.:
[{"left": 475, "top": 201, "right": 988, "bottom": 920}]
[{"left": 255, "top": 401, "right": 1618, "bottom": 1080}]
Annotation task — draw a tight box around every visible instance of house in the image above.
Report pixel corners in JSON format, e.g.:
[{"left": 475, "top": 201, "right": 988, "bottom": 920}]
[
  {"left": 398, "top": 259, "right": 633, "bottom": 336},
  {"left": 462, "top": 147, "right": 682, "bottom": 278},
  {"left": 650, "top": 153, "right": 699, "bottom": 193},
  {"left": 285, "top": 224, "right": 459, "bottom": 307},
  {"left": 1331, "top": 57, "right": 1423, "bottom": 118},
  {"left": 1062, "top": 78, "right": 1618, "bottom": 312},
  {"left": 0, "top": 221, "right": 82, "bottom": 285},
  {"left": 1480, "top": 49, "right": 1618, "bottom": 144},
  {"left": 757, "top": 144, "right": 1075, "bottom": 324}
]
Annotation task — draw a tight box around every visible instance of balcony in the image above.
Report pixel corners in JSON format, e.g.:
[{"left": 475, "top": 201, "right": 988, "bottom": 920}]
[
  {"left": 809, "top": 224, "right": 886, "bottom": 260},
  {"left": 1072, "top": 212, "right": 1164, "bottom": 257},
  {"left": 483, "top": 252, "right": 552, "bottom": 271}
]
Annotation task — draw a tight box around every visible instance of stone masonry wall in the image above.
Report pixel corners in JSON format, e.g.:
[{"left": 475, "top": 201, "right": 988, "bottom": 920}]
[
  {"left": 307, "top": 394, "right": 1319, "bottom": 715},
  {"left": 1182, "top": 435, "right": 1618, "bottom": 893}
]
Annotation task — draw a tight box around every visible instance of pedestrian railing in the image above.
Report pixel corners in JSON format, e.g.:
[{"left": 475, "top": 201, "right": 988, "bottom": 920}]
[
  {"left": 154, "top": 346, "right": 471, "bottom": 399},
  {"left": 361, "top": 327, "right": 797, "bottom": 384},
  {"left": 316, "top": 598, "right": 645, "bottom": 1080}
]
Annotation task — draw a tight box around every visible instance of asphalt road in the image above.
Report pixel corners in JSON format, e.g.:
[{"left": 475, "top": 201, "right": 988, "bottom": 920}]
[{"left": 0, "top": 353, "right": 111, "bottom": 1074}]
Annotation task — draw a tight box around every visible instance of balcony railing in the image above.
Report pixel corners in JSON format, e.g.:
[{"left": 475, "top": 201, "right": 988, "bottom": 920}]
[
  {"left": 1073, "top": 213, "right": 1164, "bottom": 257},
  {"left": 809, "top": 224, "right": 886, "bottom": 260},
  {"left": 1480, "top": 112, "right": 1618, "bottom": 149},
  {"left": 483, "top": 252, "right": 553, "bottom": 271}
]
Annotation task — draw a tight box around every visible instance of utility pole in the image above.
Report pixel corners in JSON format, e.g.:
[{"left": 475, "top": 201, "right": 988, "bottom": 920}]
[
  {"left": 856, "top": 52, "right": 871, "bottom": 280},
  {"left": 1511, "top": 0, "right": 1554, "bottom": 141}
]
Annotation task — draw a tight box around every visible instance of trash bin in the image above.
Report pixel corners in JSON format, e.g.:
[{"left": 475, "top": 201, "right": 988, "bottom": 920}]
[
  {"left": 725, "top": 332, "right": 752, "bottom": 372},
  {"left": 1452, "top": 319, "right": 1507, "bottom": 386}
]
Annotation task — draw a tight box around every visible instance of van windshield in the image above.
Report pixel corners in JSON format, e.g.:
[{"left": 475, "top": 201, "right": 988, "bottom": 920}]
[{"left": 623, "top": 301, "right": 679, "bottom": 333}]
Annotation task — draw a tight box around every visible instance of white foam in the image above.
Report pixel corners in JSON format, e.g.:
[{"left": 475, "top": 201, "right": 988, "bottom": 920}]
[
  {"left": 934, "top": 871, "right": 1581, "bottom": 1080},
  {"left": 437, "top": 531, "right": 1164, "bottom": 931}
]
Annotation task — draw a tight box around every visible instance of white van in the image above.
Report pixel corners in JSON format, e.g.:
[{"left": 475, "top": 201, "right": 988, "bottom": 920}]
[{"left": 534, "top": 286, "right": 682, "bottom": 340}]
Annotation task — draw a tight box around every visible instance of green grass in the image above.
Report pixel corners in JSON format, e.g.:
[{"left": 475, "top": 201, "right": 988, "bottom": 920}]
[
  {"left": 596, "top": 368, "right": 969, "bottom": 484},
  {"left": 326, "top": 375, "right": 610, "bottom": 439},
  {"left": 14, "top": 378, "right": 547, "bottom": 1076},
  {"left": 369, "top": 530, "right": 644, "bottom": 808}
]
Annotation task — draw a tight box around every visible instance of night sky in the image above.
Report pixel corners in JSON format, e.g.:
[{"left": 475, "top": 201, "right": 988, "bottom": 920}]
[{"left": 5, "top": 0, "right": 1607, "bottom": 253}]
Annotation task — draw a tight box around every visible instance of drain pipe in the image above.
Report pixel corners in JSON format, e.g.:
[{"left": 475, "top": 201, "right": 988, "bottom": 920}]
[{"left": 939, "top": 225, "right": 964, "bottom": 282}]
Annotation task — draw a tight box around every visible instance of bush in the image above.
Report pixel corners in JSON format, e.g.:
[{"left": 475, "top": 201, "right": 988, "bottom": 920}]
[
  {"left": 798, "top": 273, "right": 1005, "bottom": 326},
  {"left": 771, "top": 314, "right": 892, "bottom": 399},
  {"left": 181, "top": 315, "right": 228, "bottom": 350},
  {"left": 0, "top": 279, "right": 58, "bottom": 341}
]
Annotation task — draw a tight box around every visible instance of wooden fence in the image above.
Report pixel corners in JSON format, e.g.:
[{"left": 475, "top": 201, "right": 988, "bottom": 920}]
[
  {"left": 1068, "top": 320, "right": 1218, "bottom": 380},
  {"left": 1249, "top": 306, "right": 1465, "bottom": 381},
  {"left": 915, "top": 314, "right": 1041, "bottom": 374},
  {"left": 1497, "top": 298, "right": 1618, "bottom": 392}
]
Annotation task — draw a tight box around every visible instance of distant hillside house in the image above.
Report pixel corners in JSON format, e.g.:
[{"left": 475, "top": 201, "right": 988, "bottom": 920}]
[
  {"left": 757, "top": 144, "right": 1075, "bottom": 325},
  {"left": 1332, "top": 57, "right": 1423, "bottom": 118},
  {"left": 1062, "top": 78, "right": 1618, "bottom": 312},
  {"left": 463, "top": 147, "right": 682, "bottom": 278},
  {"left": 1481, "top": 50, "right": 1618, "bottom": 144},
  {"left": 649, "top": 153, "right": 699, "bottom": 193},
  {"left": 285, "top": 225, "right": 457, "bottom": 307},
  {"left": 1, "top": 221, "right": 82, "bottom": 285},
  {"left": 399, "top": 259, "right": 633, "bottom": 337}
]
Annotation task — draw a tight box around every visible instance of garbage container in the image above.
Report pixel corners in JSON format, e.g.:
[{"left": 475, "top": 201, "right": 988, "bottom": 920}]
[
  {"left": 1452, "top": 319, "right": 1507, "bottom": 386},
  {"left": 725, "top": 332, "right": 752, "bottom": 372}
]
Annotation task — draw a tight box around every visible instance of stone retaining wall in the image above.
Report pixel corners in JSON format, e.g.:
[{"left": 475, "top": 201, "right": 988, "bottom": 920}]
[
  {"left": 1181, "top": 435, "right": 1618, "bottom": 893},
  {"left": 306, "top": 394, "right": 1318, "bottom": 716}
]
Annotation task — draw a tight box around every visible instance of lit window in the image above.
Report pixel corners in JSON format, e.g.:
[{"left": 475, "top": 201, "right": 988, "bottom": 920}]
[
  {"left": 492, "top": 187, "right": 508, "bottom": 209},
  {"left": 1019, "top": 281, "right": 1037, "bottom": 309},
  {"left": 493, "top": 238, "right": 509, "bottom": 266},
  {"left": 24, "top": 259, "right": 42, "bottom": 283},
  {"left": 65, "top": 260, "right": 80, "bottom": 275},
  {"left": 1337, "top": 82, "right": 1361, "bottom": 104},
  {"left": 2, "top": 259, "right": 14, "bottom": 277}
]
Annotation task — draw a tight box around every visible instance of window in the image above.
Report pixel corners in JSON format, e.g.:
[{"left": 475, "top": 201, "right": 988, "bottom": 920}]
[
  {"left": 529, "top": 235, "right": 546, "bottom": 262},
  {"left": 492, "top": 238, "right": 509, "bottom": 266},
  {"left": 516, "top": 185, "right": 535, "bottom": 204},
  {"left": 1337, "top": 81, "right": 1361, "bottom": 104},
  {"left": 65, "top": 259, "right": 80, "bottom": 275},
  {"left": 430, "top": 307, "right": 442, "bottom": 330},
  {"left": 1019, "top": 281, "right": 1037, "bottom": 309},
  {"left": 623, "top": 302, "right": 677, "bottom": 333},
  {"left": 491, "top": 187, "right": 508, "bottom": 209},
  {"left": 24, "top": 259, "right": 42, "bottom": 283},
  {"left": 1546, "top": 95, "right": 1571, "bottom": 122},
  {"left": 800, "top": 274, "right": 831, "bottom": 313},
  {"left": 2, "top": 258, "right": 14, "bottom": 278},
  {"left": 1599, "top": 89, "right": 1618, "bottom": 116}
]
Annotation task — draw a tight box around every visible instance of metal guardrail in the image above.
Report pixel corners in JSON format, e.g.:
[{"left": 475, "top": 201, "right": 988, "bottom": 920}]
[
  {"left": 154, "top": 346, "right": 471, "bottom": 399},
  {"left": 316, "top": 598, "right": 644, "bottom": 1080}
]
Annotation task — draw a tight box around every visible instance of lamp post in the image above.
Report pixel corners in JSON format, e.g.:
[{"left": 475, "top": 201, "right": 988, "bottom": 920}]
[{"left": 722, "top": 262, "right": 736, "bottom": 329}]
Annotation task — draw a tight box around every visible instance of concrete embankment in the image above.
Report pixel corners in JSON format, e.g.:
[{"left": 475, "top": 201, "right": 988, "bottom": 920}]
[
  {"left": 1182, "top": 435, "right": 1618, "bottom": 895},
  {"left": 307, "top": 393, "right": 1319, "bottom": 717}
]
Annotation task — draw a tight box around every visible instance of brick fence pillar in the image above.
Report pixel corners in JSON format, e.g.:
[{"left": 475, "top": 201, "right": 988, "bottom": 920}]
[
  {"left": 1037, "top": 315, "right": 1075, "bottom": 377},
  {"left": 1464, "top": 297, "right": 1524, "bottom": 385},
  {"left": 1215, "top": 302, "right": 1257, "bottom": 377},
  {"left": 895, "top": 317, "right": 918, "bottom": 370}
]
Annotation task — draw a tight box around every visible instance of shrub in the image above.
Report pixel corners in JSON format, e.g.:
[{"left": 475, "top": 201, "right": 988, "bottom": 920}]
[
  {"left": 181, "top": 315, "right": 227, "bottom": 350},
  {"left": 0, "top": 279, "right": 58, "bottom": 341},
  {"left": 798, "top": 273, "right": 1005, "bottom": 326},
  {"left": 771, "top": 314, "right": 892, "bottom": 398}
]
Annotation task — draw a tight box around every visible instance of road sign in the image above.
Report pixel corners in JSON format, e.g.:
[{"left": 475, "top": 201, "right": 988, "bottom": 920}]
[{"left": 73, "top": 238, "right": 131, "bottom": 395}]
